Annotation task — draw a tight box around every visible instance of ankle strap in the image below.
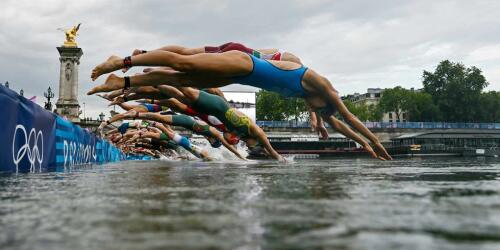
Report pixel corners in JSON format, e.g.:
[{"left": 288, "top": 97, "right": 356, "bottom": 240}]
[
  {"left": 124, "top": 76, "right": 131, "bottom": 89},
  {"left": 123, "top": 56, "right": 132, "bottom": 68}
]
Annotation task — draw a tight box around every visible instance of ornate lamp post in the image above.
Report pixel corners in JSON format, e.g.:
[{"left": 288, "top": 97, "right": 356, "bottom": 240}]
[{"left": 44, "top": 86, "right": 55, "bottom": 111}]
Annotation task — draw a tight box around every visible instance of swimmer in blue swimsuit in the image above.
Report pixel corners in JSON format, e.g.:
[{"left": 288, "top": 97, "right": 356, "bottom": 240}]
[
  {"left": 102, "top": 43, "right": 322, "bottom": 137},
  {"left": 89, "top": 48, "right": 392, "bottom": 160}
]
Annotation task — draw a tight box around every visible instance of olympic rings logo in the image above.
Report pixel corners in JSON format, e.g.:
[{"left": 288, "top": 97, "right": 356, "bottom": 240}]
[{"left": 12, "top": 124, "right": 44, "bottom": 172}]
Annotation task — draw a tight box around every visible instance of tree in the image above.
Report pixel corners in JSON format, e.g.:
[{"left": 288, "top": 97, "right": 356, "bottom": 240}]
[
  {"left": 423, "top": 60, "right": 488, "bottom": 122},
  {"left": 378, "top": 86, "right": 412, "bottom": 121},
  {"left": 256, "top": 90, "right": 285, "bottom": 120},
  {"left": 406, "top": 92, "right": 441, "bottom": 122},
  {"left": 256, "top": 90, "right": 308, "bottom": 121},
  {"left": 476, "top": 91, "right": 500, "bottom": 122},
  {"left": 343, "top": 100, "right": 383, "bottom": 121},
  {"left": 282, "top": 96, "right": 308, "bottom": 122}
]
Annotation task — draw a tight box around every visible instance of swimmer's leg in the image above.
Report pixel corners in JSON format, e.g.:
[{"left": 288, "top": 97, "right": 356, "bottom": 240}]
[
  {"left": 91, "top": 50, "right": 251, "bottom": 81},
  {"left": 123, "top": 45, "right": 205, "bottom": 73},
  {"left": 107, "top": 107, "right": 145, "bottom": 124},
  {"left": 88, "top": 71, "right": 231, "bottom": 95}
]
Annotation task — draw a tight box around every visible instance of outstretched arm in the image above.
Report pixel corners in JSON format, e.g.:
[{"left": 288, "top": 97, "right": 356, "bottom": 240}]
[
  {"left": 212, "top": 128, "right": 245, "bottom": 160},
  {"left": 305, "top": 101, "right": 329, "bottom": 140},
  {"left": 107, "top": 110, "right": 137, "bottom": 124},
  {"left": 327, "top": 90, "right": 392, "bottom": 160},
  {"left": 322, "top": 115, "right": 382, "bottom": 160},
  {"left": 154, "top": 123, "right": 212, "bottom": 161}
]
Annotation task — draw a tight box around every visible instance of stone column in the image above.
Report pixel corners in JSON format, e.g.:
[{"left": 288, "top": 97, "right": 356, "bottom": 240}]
[{"left": 55, "top": 46, "right": 83, "bottom": 123}]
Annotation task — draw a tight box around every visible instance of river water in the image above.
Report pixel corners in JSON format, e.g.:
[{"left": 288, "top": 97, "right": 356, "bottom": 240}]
[{"left": 1, "top": 157, "right": 500, "bottom": 250}]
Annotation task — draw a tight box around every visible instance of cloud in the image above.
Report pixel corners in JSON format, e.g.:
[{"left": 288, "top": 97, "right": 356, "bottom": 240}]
[{"left": 0, "top": 0, "right": 499, "bottom": 118}]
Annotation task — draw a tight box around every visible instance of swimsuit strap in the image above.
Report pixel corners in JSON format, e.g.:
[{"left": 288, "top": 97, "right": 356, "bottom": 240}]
[{"left": 122, "top": 76, "right": 131, "bottom": 94}]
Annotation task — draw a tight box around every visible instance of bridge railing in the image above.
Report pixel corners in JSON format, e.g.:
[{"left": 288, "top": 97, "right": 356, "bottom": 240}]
[{"left": 256, "top": 121, "right": 500, "bottom": 129}]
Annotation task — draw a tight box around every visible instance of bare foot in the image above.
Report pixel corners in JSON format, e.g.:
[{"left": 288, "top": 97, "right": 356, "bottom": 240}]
[
  {"left": 87, "top": 74, "right": 124, "bottom": 95},
  {"left": 317, "top": 126, "right": 329, "bottom": 140},
  {"left": 91, "top": 55, "right": 123, "bottom": 81}
]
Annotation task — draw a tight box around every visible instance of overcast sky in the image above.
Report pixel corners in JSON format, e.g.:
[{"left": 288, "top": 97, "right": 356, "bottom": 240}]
[{"left": 1, "top": 0, "right": 499, "bottom": 118}]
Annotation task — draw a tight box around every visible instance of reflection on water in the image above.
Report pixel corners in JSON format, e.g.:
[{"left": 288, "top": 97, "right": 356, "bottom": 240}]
[{"left": 1, "top": 157, "right": 500, "bottom": 249}]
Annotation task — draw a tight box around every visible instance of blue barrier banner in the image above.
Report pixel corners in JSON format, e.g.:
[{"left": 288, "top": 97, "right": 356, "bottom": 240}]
[
  {"left": 55, "top": 117, "right": 124, "bottom": 170},
  {"left": 0, "top": 84, "right": 124, "bottom": 173},
  {"left": 0, "top": 85, "right": 56, "bottom": 172}
]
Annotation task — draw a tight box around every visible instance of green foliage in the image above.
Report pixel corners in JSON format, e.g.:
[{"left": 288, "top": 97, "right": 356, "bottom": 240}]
[
  {"left": 256, "top": 91, "right": 285, "bottom": 120},
  {"left": 343, "top": 100, "right": 383, "bottom": 121},
  {"left": 256, "top": 90, "right": 308, "bottom": 121},
  {"left": 378, "top": 87, "right": 442, "bottom": 122},
  {"left": 378, "top": 86, "right": 412, "bottom": 121},
  {"left": 423, "top": 60, "right": 488, "bottom": 122},
  {"left": 476, "top": 91, "right": 500, "bottom": 122},
  {"left": 405, "top": 91, "right": 441, "bottom": 121}
]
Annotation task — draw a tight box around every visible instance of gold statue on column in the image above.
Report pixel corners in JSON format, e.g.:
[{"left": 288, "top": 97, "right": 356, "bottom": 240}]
[{"left": 58, "top": 23, "right": 81, "bottom": 47}]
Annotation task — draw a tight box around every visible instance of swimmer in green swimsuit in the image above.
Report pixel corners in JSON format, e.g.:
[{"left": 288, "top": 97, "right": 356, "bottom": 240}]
[{"left": 168, "top": 88, "right": 283, "bottom": 161}]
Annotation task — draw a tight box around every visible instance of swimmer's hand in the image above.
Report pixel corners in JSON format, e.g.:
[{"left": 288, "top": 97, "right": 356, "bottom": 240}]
[
  {"left": 373, "top": 142, "right": 392, "bottom": 160},
  {"left": 363, "top": 143, "right": 382, "bottom": 160},
  {"left": 311, "top": 122, "right": 317, "bottom": 132},
  {"left": 278, "top": 156, "right": 287, "bottom": 163},
  {"left": 317, "top": 126, "right": 329, "bottom": 140},
  {"left": 203, "top": 156, "right": 214, "bottom": 161}
]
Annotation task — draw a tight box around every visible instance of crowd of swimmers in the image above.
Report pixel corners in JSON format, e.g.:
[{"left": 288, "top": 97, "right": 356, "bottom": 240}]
[{"left": 90, "top": 42, "right": 392, "bottom": 162}]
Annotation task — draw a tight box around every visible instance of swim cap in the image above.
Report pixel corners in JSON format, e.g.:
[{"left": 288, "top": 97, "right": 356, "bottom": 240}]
[
  {"left": 210, "top": 139, "right": 222, "bottom": 148},
  {"left": 224, "top": 132, "right": 240, "bottom": 145}
]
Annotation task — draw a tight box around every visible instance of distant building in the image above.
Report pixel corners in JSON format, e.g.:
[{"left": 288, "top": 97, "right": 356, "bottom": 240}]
[{"left": 343, "top": 88, "right": 418, "bottom": 122}]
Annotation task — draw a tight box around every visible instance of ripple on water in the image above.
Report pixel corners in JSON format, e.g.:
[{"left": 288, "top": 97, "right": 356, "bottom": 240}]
[{"left": 1, "top": 157, "right": 500, "bottom": 249}]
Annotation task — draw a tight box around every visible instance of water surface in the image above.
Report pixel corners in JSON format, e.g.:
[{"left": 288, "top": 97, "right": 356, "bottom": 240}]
[{"left": 1, "top": 157, "right": 500, "bottom": 249}]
